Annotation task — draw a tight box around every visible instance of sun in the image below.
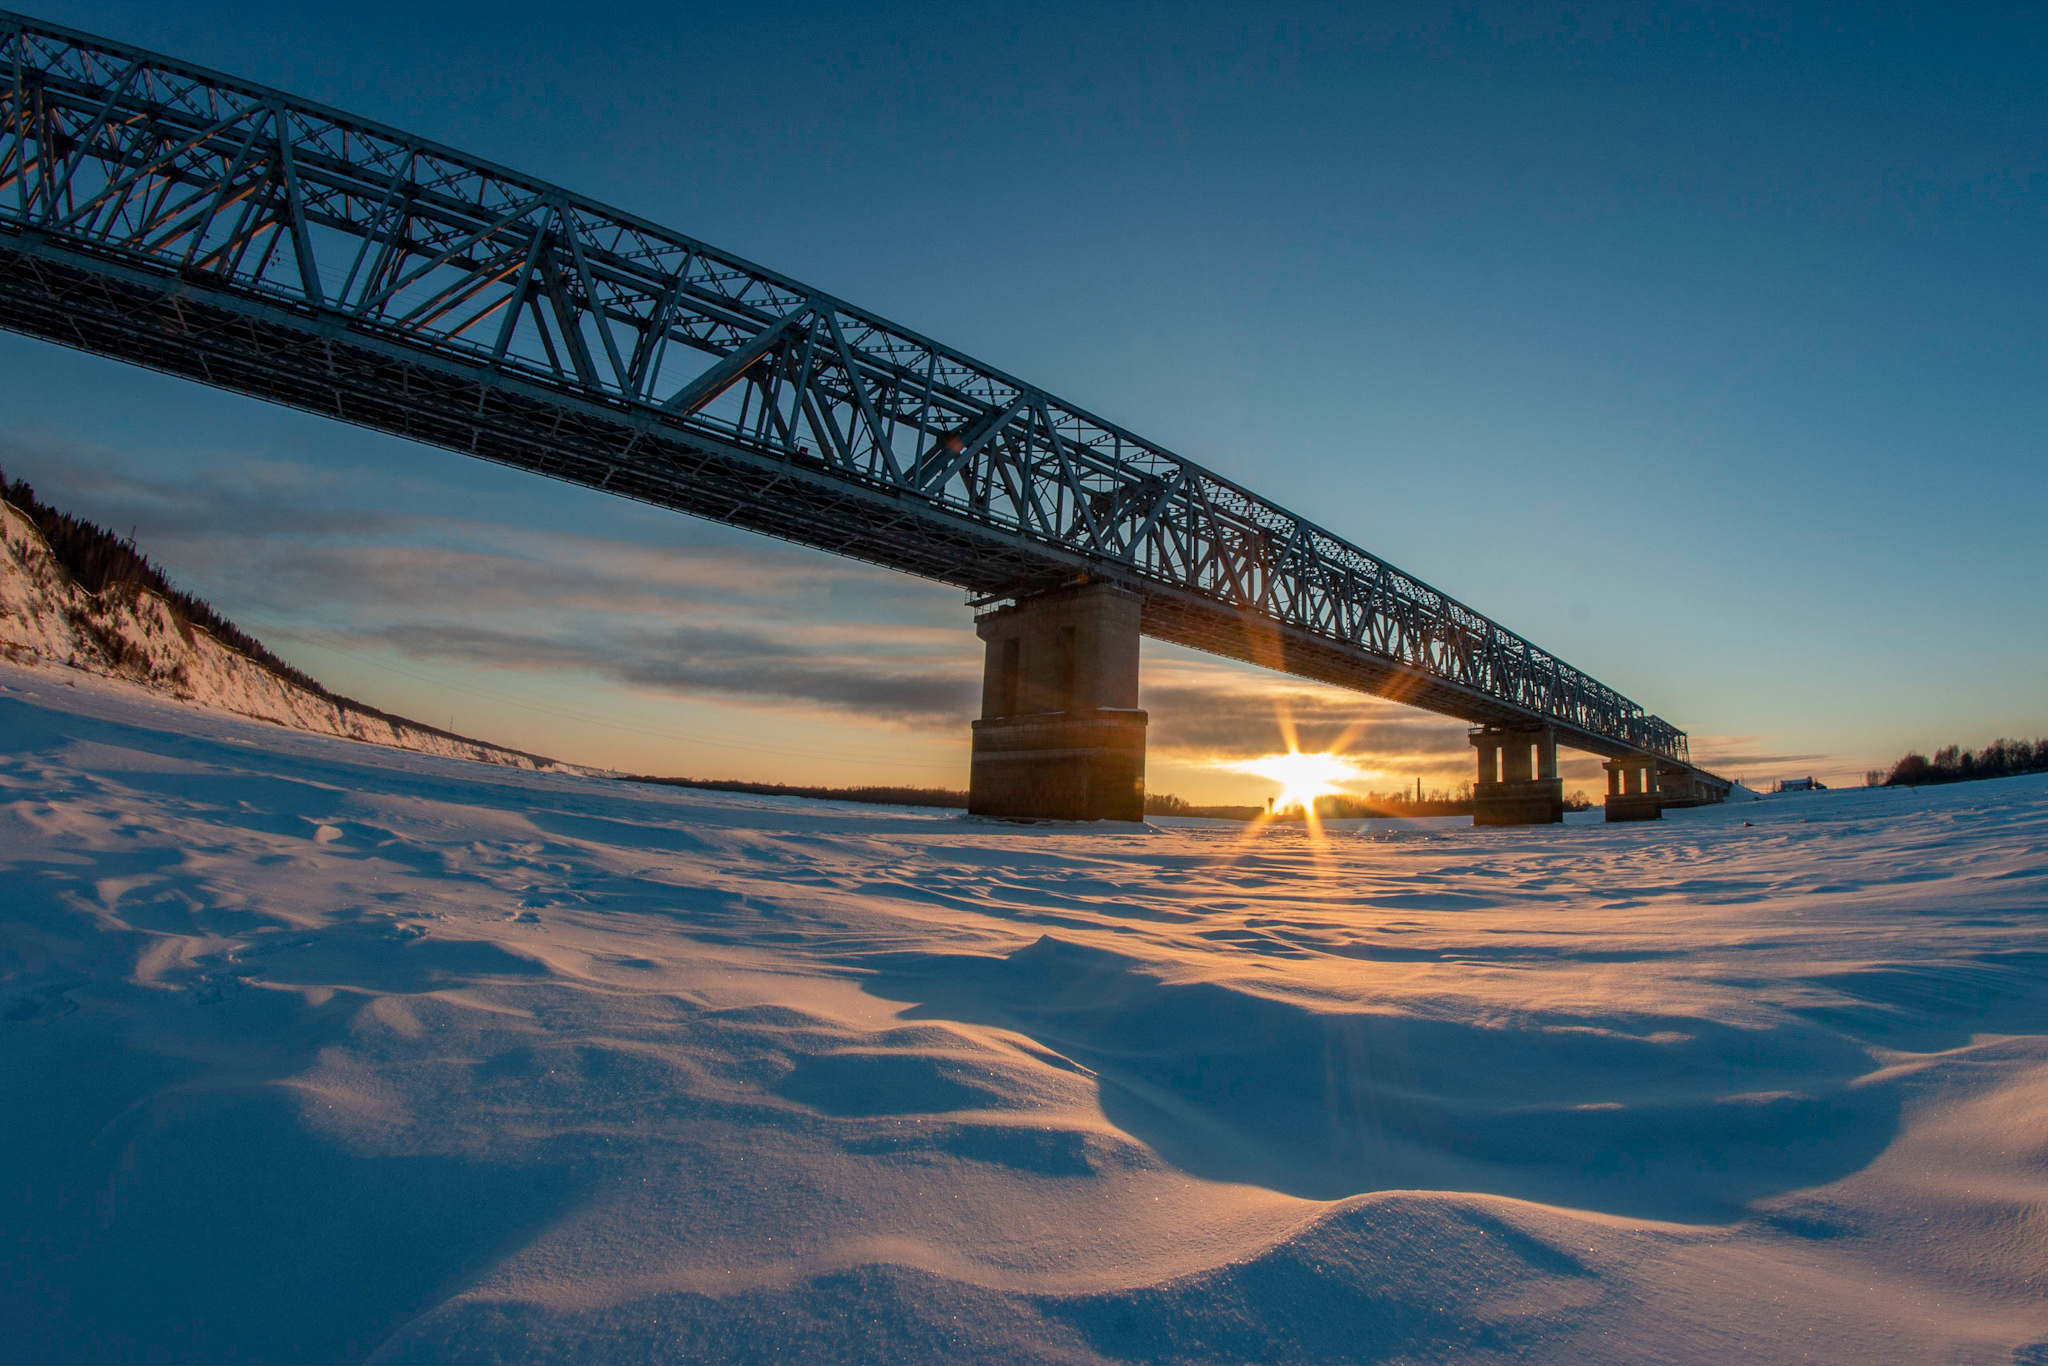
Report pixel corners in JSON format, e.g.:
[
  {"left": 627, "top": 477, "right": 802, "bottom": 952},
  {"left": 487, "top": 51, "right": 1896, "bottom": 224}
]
[{"left": 1231, "top": 750, "right": 1368, "bottom": 814}]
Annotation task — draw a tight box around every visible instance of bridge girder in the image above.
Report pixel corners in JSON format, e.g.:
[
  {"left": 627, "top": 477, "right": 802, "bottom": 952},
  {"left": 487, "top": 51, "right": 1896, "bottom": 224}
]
[{"left": 0, "top": 11, "right": 1700, "bottom": 768}]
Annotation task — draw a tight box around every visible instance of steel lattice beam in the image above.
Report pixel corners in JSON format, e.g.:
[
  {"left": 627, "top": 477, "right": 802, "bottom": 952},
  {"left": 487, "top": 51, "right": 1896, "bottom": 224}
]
[{"left": 0, "top": 10, "right": 1704, "bottom": 766}]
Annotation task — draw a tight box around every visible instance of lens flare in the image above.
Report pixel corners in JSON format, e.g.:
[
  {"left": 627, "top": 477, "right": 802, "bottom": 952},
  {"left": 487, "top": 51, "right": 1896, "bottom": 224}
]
[{"left": 1229, "top": 750, "right": 1369, "bottom": 814}]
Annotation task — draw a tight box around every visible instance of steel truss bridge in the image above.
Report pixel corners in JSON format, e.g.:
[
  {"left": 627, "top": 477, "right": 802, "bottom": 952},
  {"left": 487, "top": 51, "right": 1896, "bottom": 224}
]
[{"left": 0, "top": 11, "right": 1702, "bottom": 767}]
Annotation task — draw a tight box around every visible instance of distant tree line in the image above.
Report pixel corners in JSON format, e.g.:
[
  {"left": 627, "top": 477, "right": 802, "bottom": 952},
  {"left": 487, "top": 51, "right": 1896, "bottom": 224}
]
[
  {"left": 621, "top": 781, "right": 1545, "bottom": 821},
  {"left": 1145, "top": 784, "right": 1604, "bottom": 821},
  {"left": 637, "top": 777, "right": 1202, "bottom": 815},
  {"left": 627, "top": 776, "right": 970, "bottom": 808},
  {"left": 1873, "top": 738, "right": 2048, "bottom": 789},
  {"left": 1306, "top": 789, "right": 1475, "bottom": 819},
  {"left": 1143, "top": 792, "right": 1266, "bottom": 820}
]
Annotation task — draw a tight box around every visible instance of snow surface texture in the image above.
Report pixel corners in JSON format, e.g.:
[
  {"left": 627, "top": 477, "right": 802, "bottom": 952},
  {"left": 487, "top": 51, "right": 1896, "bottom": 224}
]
[
  {"left": 0, "top": 500, "right": 552, "bottom": 771},
  {"left": 4, "top": 662, "right": 2047, "bottom": 1366}
]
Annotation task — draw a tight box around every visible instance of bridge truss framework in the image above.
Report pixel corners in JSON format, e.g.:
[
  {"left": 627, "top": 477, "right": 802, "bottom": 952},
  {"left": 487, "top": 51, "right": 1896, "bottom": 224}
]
[{"left": 0, "top": 10, "right": 1706, "bottom": 771}]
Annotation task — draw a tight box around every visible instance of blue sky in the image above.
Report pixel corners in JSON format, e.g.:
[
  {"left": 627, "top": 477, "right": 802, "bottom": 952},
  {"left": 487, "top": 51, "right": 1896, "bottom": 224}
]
[{"left": 2, "top": 1, "right": 2042, "bottom": 800}]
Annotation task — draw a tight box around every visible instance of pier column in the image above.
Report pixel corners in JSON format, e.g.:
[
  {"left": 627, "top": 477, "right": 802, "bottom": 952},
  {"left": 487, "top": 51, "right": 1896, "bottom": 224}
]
[
  {"left": 1470, "top": 726, "right": 1564, "bottom": 826},
  {"left": 1603, "top": 755, "right": 1663, "bottom": 821},
  {"left": 969, "top": 582, "right": 1147, "bottom": 822}
]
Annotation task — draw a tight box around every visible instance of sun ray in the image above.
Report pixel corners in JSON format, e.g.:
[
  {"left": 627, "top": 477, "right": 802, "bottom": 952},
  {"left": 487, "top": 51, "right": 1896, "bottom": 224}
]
[
  {"left": 1231, "top": 750, "right": 1370, "bottom": 814},
  {"left": 1187, "top": 748, "right": 1380, "bottom": 878},
  {"left": 1186, "top": 695, "right": 1384, "bottom": 878}
]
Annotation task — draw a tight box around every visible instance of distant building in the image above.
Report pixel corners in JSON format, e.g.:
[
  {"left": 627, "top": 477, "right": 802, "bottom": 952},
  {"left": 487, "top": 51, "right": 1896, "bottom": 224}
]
[{"left": 1774, "top": 777, "right": 1827, "bottom": 793}]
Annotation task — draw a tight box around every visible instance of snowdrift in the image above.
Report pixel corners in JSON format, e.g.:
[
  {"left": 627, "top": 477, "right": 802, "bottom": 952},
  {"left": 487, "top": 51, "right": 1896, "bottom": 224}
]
[
  {"left": 3, "top": 665, "right": 2046, "bottom": 1364},
  {"left": 0, "top": 498, "right": 550, "bottom": 769}
]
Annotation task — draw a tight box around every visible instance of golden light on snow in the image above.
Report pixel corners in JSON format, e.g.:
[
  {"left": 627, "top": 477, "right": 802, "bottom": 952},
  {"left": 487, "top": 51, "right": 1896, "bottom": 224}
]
[{"left": 1229, "top": 750, "right": 1371, "bottom": 813}]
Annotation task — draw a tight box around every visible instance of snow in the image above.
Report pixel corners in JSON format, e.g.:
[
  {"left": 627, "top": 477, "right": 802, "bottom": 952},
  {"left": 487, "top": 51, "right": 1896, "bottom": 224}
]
[{"left": 4, "top": 660, "right": 2047, "bottom": 1365}]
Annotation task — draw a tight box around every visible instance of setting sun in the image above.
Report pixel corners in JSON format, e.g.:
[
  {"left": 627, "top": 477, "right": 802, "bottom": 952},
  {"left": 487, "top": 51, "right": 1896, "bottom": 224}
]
[{"left": 1228, "top": 750, "right": 1370, "bottom": 813}]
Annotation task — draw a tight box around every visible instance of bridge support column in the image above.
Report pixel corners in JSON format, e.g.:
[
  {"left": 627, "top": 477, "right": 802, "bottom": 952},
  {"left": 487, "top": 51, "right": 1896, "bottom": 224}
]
[
  {"left": 1470, "top": 727, "right": 1564, "bottom": 826},
  {"left": 1603, "top": 755, "right": 1663, "bottom": 821},
  {"left": 969, "top": 582, "right": 1147, "bottom": 822}
]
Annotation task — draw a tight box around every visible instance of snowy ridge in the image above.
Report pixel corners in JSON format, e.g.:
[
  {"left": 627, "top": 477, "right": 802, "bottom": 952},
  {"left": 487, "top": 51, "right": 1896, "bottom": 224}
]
[
  {"left": 0, "top": 498, "right": 553, "bottom": 770},
  {"left": 3, "top": 667, "right": 2046, "bottom": 1364}
]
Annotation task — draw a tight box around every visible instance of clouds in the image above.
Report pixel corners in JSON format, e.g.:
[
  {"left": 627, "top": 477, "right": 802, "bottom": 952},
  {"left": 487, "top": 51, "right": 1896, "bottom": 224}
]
[
  {"left": 230, "top": 531, "right": 983, "bottom": 729},
  {"left": 1142, "top": 682, "right": 1468, "bottom": 761},
  {"left": 3, "top": 433, "right": 988, "bottom": 735},
  {"left": 3, "top": 439, "right": 1488, "bottom": 762},
  {"left": 1, "top": 435, "right": 412, "bottom": 541},
  {"left": 368, "top": 620, "right": 978, "bottom": 726},
  {"left": 1685, "top": 737, "right": 1834, "bottom": 775},
  {"left": 194, "top": 534, "right": 877, "bottom": 621},
  {"left": 1137, "top": 652, "right": 1478, "bottom": 776},
  {"left": 4, "top": 432, "right": 1771, "bottom": 786}
]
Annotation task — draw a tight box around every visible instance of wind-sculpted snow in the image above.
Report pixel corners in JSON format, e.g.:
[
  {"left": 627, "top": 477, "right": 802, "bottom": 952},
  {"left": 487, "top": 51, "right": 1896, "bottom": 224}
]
[
  {"left": 857, "top": 937, "right": 1897, "bottom": 1221},
  {"left": 3, "top": 663, "right": 2047, "bottom": 1364}
]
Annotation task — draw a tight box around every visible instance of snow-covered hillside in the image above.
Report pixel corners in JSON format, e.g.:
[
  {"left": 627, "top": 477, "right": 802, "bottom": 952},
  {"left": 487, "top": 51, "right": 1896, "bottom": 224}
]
[
  {"left": 3, "top": 662, "right": 2046, "bottom": 1364},
  {"left": 0, "top": 498, "right": 553, "bottom": 770}
]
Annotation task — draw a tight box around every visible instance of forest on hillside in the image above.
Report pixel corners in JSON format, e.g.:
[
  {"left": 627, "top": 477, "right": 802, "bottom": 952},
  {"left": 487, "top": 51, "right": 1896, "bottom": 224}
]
[
  {"left": 4, "top": 466, "right": 334, "bottom": 696},
  {"left": 1, "top": 466, "right": 536, "bottom": 754}
]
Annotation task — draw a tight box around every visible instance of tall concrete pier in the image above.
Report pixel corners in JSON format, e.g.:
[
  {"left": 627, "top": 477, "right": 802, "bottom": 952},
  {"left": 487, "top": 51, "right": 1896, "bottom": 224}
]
[
  {"left": 1604, "top": 754, "right": 1664, "bottom": 821},
  {"left": 1603, "top": 754, "right": 1728, "bottom": 821},
  {"left": 1470, "top": 727, "right": 1566, "bottom": 825},
  {"left": 968, "top": 582, "right": 1148, "bottom": 822}
]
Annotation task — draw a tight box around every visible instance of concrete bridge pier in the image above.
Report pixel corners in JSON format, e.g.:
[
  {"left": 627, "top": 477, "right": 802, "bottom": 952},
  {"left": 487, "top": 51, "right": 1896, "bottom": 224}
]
[
  {"left": 1470, "top": 727, "right": 1565, "bottom": 825},
  {"left": 1603, "top": 755, "right": 1664, "bottom": 821},
  {"left": 968, "top": 581, "right": 1147, "bottom": 822},
  {"left": 1606, "top": 756, "right": 1730, "bottom": 820}
]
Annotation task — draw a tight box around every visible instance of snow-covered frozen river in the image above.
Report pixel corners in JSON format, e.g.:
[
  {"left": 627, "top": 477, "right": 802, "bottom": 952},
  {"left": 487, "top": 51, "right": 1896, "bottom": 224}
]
[{"left": 4, "top": 662, "right": 2045, "bottom": 1364}]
